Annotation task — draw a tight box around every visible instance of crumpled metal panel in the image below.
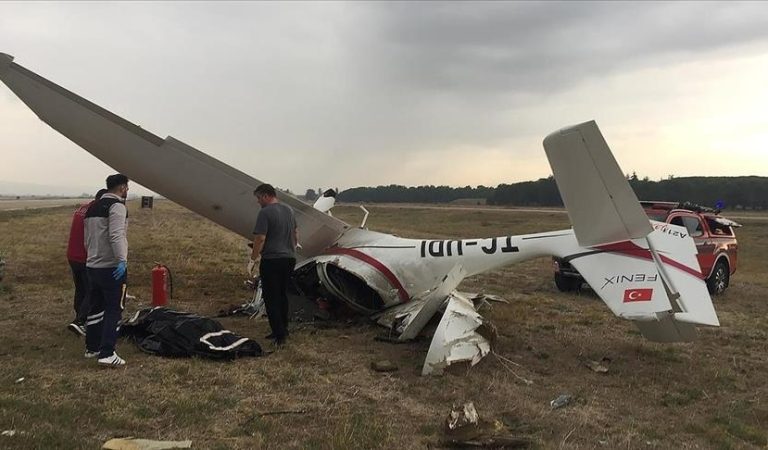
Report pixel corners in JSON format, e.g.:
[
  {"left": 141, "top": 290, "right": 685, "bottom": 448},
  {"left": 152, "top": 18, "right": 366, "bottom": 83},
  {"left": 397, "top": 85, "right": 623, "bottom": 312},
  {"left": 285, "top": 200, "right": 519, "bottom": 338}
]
[
  {"left": 373, "top": 265, "right": 466, "bottom": 340},
  {"left": 422, "top": 292, "right": 491, "bottom": 376}
]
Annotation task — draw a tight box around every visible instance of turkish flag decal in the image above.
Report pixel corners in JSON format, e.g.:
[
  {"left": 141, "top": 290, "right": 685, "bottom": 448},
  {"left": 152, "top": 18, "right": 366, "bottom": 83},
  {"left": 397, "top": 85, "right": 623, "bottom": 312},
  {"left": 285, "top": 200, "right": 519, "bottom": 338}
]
[{"left": 623, "top": 288, "right": 653, "bottom": 302}]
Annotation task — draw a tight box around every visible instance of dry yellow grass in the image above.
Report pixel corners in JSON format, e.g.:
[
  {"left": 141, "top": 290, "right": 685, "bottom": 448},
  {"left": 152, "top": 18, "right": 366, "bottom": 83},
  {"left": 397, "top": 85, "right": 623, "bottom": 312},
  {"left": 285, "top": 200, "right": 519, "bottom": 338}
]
[{"left": 0, "top": 201, "right": 766, "bottom": 449}]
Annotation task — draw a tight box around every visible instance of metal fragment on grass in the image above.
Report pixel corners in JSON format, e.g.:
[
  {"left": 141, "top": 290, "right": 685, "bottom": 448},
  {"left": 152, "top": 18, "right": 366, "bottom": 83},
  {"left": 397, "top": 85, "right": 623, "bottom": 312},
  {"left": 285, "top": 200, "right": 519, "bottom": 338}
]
[
  {"left": 550, "top": 394, "right": 573, "bottom": 410},
  {"left": 102, "top": 438, "right": 193, "bottom": 450},
  {"left": 446, "top": 402, "right": 479, "bottom": 432},
  {"left": 422, "top": 293, "right": 491, "bottom": 375},
  {"left": 370, "top": 360, "right": 398, "bottom": 372},
  {"left": 585, "top": 360, "right": 609, "bottom": 374}
]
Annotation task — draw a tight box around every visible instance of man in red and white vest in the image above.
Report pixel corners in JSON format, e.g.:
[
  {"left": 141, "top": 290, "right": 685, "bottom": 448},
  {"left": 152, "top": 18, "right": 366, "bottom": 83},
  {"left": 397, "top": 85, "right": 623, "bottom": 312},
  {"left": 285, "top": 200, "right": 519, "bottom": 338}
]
[{"left": 66, "top": 188, "right": 106, "bottom": 336}]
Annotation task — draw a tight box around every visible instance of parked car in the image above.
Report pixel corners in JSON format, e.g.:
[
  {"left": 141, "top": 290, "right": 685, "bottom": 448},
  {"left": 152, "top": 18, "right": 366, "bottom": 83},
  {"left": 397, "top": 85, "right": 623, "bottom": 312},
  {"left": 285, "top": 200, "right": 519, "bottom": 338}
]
[{"left": 553, "top": 201, "right": 741, "bottom": 295}]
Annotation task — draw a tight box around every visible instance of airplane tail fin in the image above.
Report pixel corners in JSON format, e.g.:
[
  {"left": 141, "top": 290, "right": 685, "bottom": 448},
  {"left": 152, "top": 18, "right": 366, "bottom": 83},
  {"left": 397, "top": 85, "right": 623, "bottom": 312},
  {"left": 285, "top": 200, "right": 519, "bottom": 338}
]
[
  {"left": 543, "top": 121, "right": 652, "bottom": 247},
  {"left": 543, "top": 121, "right": 719, "bottom": 341}
]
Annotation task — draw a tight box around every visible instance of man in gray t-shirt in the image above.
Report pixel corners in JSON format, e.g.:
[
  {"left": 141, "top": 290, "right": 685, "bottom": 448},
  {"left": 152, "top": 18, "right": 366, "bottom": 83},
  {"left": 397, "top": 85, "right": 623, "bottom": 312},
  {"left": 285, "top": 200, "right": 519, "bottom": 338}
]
[{"left": 249, "top": 183, "right": 297, "bottom": 345}]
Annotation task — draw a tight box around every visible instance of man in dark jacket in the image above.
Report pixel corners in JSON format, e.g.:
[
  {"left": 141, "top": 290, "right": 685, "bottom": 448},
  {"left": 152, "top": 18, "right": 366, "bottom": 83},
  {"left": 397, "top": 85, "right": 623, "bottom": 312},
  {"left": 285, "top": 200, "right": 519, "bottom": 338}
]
[
  {"left": 66, "top": 189, "right": 106, "bottom": 336},
  {"left": 84, "top": 174, "right": 129, "bottom": 366},
  {"left": 249, "top": 184, "right": 297, "bottom": 345}
]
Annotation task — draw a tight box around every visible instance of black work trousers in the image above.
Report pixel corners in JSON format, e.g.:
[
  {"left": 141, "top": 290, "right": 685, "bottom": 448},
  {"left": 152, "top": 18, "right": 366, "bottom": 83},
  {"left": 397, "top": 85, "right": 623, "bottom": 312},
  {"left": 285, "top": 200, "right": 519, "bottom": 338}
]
[
  {"left": 85, "top": 267, "right": 127, "bottom": 358},
  {"left": 68, "top": 260, "right": 91, "bottom": 324},
  {"left": 260, "top": 258, "right": 295, "bottom": 342}
]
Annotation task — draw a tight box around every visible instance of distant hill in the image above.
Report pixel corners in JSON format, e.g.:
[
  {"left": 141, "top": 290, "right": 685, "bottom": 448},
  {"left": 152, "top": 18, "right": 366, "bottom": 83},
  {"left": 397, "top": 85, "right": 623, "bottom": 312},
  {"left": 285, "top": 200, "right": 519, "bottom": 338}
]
[
  {"left": 338, "top": 185, "right": 495, "bottom": 204},
  {"left": 338, "top": 176, "right": 768, "bottom": 210},
  {"left": 0, "top": 180, "right": 93, "bottom": 197}
]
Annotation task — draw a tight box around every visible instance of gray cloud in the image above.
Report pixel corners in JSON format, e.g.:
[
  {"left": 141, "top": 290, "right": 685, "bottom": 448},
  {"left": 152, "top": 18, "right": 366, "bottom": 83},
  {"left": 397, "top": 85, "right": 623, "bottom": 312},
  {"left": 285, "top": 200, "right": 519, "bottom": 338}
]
[
  {"left": 1, "top": 1, "right": 767, "bottom": 194},
  {"left": 361, "top": 2, "right": 768, "bottom": 95}
]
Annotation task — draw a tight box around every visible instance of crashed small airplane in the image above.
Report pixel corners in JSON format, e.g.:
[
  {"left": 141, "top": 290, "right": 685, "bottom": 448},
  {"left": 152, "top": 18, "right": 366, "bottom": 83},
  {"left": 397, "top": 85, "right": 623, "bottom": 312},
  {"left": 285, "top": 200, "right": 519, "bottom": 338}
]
[{"left": 0, "top": 53, "right": 719, "bottom": 375}]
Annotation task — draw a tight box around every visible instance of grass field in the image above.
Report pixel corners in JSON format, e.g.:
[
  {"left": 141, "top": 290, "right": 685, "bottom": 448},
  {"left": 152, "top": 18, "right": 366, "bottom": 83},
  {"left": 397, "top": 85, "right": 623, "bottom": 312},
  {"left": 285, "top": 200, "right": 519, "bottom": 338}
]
[{"left": 0, "top": 201, "right": 767, "bottom": 449}]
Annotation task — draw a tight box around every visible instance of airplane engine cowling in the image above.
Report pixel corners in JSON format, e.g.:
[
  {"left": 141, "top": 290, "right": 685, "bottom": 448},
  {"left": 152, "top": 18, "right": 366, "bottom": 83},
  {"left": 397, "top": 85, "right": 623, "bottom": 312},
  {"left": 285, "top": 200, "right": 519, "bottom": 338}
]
[
  {"left": 295, "top": 255, "right": 400, "bottom": 314},
  {"left": 317, "top": 262, "right": 385, "bottom": 313}
]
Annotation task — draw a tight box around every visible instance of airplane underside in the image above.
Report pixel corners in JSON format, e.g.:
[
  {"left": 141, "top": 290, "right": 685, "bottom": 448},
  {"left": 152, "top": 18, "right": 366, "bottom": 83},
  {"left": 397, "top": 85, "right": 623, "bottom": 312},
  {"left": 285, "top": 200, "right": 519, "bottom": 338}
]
[{"left": 293, "top": 260, "right": 494, "bottom": 375}]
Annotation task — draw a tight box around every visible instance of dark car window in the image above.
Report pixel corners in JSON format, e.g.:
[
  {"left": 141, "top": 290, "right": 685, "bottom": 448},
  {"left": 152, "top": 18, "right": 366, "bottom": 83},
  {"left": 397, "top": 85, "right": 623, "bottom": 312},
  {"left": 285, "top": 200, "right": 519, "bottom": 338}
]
[
  {"left": 670, "top": 216, "right": 704, "bottom": 237},
  {"left": 706, "top": 218, "right": 733, "bottom": 236}
]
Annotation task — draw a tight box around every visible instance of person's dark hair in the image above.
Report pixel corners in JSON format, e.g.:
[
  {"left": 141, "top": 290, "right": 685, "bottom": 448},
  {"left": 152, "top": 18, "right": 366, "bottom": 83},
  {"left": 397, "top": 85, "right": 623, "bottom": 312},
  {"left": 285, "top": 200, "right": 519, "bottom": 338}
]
[
  {"left": 106, "top": 174, "right": 129, "bottom": 191},
  {"left": 95, "top": 189, "right": 108, "bottom": 200},
  {"left": 254, "top": 184, "right": 276, "bottom": 197}
]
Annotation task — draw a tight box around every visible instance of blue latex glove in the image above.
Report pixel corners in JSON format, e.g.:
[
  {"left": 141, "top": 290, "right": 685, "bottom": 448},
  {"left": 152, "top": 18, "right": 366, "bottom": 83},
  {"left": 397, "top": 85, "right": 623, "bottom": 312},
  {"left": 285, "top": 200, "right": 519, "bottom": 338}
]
[{"left": 112, "top": 261, "right": 127, "bottom": 280}]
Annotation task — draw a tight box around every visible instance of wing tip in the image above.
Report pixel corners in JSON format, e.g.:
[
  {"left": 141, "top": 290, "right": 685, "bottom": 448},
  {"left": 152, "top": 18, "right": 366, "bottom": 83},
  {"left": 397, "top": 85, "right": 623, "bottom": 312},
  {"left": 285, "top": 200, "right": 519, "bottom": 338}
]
[
  {"left": 543, "top": 120, "right": 598, "bottom": 147},
  {"left": 0, "top": 52, "right": 14, "bottom": 73}
]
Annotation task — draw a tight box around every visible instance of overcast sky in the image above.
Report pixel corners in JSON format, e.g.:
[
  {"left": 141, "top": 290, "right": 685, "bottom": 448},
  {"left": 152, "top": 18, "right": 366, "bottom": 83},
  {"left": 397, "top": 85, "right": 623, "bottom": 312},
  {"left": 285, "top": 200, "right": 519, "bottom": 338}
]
[{"left": 1, "top": 1, "right": 767, "bottom": 196}]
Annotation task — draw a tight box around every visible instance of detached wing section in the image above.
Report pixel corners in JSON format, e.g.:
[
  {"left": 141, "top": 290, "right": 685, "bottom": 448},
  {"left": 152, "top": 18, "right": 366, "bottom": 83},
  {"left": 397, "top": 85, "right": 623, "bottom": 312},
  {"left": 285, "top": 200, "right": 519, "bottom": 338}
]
[
  {"left": 0, "top": 53, "right": 348, "bottom": 257},
  {"left": 543, "top": 121, "right": 652, "bottom": 247}
]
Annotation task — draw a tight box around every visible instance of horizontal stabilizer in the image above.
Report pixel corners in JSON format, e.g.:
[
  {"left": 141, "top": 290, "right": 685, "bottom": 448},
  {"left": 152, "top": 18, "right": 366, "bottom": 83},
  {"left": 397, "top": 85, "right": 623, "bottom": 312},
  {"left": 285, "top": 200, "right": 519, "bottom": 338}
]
[
  {"left": 543, "top": 121, "right": 652, "bottom": 247},
  {"left": 568, "top": 221, "right": 718, "bottom": 342}
]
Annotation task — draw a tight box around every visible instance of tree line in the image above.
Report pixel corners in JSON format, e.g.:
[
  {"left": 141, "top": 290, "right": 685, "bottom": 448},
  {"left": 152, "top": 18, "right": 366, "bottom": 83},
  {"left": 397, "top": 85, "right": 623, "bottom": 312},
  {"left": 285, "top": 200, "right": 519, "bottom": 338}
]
[{"left": 336, "top": 175, "right": 768, "bottom": 210}]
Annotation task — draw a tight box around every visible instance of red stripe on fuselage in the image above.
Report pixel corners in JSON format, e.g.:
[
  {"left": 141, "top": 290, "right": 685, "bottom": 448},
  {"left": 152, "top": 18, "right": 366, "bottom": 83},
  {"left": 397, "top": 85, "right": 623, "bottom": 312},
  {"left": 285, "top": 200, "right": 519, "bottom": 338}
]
[
  {"left": 595, "top": 241, "right": 704, "bottom": 279},
  {"left": 322, "top": 247, "right": 411, "bottom": 303}
]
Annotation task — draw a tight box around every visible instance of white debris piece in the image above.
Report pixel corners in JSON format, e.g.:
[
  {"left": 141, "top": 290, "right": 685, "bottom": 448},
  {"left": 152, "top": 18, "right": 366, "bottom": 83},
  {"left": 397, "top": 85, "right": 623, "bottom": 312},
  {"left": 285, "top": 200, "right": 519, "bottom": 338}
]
[
  {"left": 374, "top": 295, "right": 431, "bottom": 335},
  {"left": 374, "top": 264, "right": 464, "bottom": 339},
  {"left": 446, "top": 402, "right": 480, "bottom": 431},
  {"left": 398, "top": 265, "right": 465, "bottom": 341},
  {"left": 102, "top": 438, "right": 192, "bottom": 450},
  {"left": 422, "top": 293, "right": 491, "bottom": 375},
  {"left": 461, "top": 292, "right": 509, "bottom": 304}
]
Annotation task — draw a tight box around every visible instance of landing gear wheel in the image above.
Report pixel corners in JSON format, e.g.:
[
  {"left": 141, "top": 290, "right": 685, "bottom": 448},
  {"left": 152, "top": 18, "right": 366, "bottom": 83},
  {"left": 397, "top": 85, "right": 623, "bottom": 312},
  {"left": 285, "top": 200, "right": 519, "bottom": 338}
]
[
  {"left": 554, "top": 273, "right": 581, "bottom": 292},
  {"left": 706, "top": 260, "right": 729, "bottom": 295}
]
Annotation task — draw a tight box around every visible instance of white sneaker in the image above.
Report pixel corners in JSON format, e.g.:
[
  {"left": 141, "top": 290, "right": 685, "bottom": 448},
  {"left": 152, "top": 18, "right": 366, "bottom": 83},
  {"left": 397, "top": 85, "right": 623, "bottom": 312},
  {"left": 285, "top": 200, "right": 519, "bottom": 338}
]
[
  {"left": 84, "top": 350, "right": 99, "bottom": 359},
  {"left": 67, "top": 323, "right": 86, "bottom": 337},
  {"left": 97, "top": 353, "right": 126, "bottom": 367}
]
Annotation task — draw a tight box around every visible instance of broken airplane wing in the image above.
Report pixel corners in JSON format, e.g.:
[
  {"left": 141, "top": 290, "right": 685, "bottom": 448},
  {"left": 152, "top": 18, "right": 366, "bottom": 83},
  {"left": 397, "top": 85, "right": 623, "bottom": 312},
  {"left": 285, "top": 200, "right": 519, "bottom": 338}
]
[{"left": 0, "top": 53, "right": 348, "bottom": 258}]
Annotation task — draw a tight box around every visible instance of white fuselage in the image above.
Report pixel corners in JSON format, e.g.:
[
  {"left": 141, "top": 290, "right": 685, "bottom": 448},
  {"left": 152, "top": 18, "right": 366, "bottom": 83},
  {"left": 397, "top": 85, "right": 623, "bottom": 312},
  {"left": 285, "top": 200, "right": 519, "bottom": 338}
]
[{"left": 309, "top": 227, "right": 581, "bottom": 311}]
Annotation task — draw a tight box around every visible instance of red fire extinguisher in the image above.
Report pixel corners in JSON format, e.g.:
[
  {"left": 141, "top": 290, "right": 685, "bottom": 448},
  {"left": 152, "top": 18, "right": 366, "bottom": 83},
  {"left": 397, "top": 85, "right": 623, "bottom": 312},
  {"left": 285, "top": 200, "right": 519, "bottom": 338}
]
[{"left": 152, "top": 263, "right": 173, "bottom": 306}]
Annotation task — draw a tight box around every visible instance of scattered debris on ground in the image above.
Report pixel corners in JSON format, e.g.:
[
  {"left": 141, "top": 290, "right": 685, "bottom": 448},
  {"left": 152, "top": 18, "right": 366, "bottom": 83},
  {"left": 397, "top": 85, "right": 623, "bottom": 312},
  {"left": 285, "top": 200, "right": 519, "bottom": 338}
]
[
  {"left": 550, "top": 394, "right": 573, "bottom": 409},
  {"left": 371, "top": 359, "right": 399, "bottom": 372},
  {"left": 440, "top": 402, "right": 532, "bottom": 448},
  {"left": 102, "top": 437, "right": 192, "bottom": 450},
  {"left": 2, "top": 430, "right": 27, "bottom": 437},
  {"left": 584, "top": 357, "right": 610, "bottom": 374},
  {"left": 446, "top": 402, "right": 480, "bottom": 433}
]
